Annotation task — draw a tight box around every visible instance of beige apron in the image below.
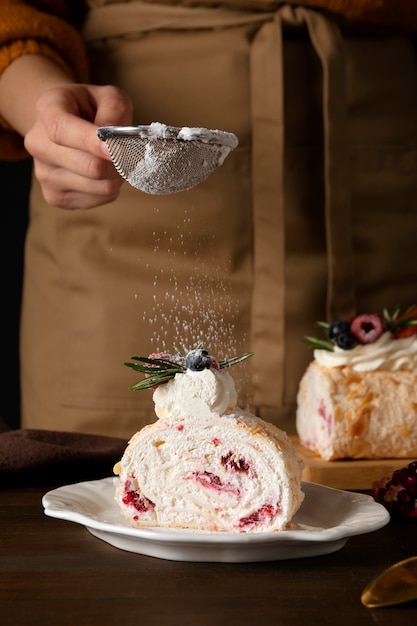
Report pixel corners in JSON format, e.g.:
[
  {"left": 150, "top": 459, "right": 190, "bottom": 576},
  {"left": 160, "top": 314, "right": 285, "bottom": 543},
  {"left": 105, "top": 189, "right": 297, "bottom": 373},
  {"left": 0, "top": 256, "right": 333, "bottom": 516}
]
[{"left": 21, "top": 0, "right": 417, "bottom": 436}]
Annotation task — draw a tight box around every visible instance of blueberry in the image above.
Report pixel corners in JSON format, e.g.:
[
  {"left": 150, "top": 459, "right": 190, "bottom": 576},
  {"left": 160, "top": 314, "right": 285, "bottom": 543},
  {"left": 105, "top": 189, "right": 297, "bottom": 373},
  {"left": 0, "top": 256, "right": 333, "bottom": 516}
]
[
  {"left": 185, "top": 349, "right": 212, "bottom": 371},
  {"left": 335, "top": 331, "right": 356, "bottom": 350},
  {"left": 328, "top": 320, "right": 350, "bottom": 339}
]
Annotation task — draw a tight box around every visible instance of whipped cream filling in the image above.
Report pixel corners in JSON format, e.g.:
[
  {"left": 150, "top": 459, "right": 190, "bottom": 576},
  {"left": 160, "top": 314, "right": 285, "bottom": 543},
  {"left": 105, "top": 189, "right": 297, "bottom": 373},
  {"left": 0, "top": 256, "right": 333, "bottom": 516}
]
[
  {"left": 314, "top": 331, "right": 417, "bottom": 371},
  {"left": 153, "top": 368, "right": 238, "bottom": 419}
]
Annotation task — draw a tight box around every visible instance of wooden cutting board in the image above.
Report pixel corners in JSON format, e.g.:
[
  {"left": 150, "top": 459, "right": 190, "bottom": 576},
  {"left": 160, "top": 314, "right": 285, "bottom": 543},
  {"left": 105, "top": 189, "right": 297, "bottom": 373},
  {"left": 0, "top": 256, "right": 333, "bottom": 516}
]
[{"left": 291, "top": 436, "right": 415, "bottom": 490}]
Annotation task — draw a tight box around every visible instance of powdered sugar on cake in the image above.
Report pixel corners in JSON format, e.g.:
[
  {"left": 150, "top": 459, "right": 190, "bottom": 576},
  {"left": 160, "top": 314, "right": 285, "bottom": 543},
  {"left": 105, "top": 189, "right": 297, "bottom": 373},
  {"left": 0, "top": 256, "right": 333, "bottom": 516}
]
[
  {"left": 115, "top": 348, "right": 304, "bottom": 532},
  {"left": 153, "top": 367, "right": 237, "bottom": 419}
]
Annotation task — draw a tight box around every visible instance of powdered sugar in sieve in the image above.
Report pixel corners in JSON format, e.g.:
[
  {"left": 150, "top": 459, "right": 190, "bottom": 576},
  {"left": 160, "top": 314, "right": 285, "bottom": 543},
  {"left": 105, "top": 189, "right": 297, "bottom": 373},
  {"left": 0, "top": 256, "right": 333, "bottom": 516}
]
[{"left": 97, "top": 122, "right": 239, "bottom": 195}]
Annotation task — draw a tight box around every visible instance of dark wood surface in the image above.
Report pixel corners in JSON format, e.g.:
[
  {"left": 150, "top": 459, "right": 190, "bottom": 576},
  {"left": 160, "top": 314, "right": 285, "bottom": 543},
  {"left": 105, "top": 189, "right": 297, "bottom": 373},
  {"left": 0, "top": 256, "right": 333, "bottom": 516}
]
[{"left": 1, "top": 483, "right": 416, "bottom": 626}]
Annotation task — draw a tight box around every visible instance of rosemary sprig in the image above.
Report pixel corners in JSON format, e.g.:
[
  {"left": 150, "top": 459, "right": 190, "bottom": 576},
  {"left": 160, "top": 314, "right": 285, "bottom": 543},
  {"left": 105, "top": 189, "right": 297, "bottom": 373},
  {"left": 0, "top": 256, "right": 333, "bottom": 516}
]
[
  {"left": 125, "top": 347, "right": 254, "bottom": 391},
  {"left": 127, "top": 371, "right": 184, "bottom": 391},
  {"left": 302, "top": 304, "right": 417, "bottom": 353},
  {"left": 124, "top": 356, "right": 186, "bottom": 391},
  {"left": 383, "top": 304, "right": 417, "bottom": 333},
  {"left": 218, "top": 352, "right": 254, "bottom": 369},
  {"left": 302, "top": 336, "right": 335, "bottom": 351},
  {"left": 125, "top": 355, "right": 186, "bottom": 374},
  {"left": 302, "top": 320, "right": 335, "bottom": 352}
]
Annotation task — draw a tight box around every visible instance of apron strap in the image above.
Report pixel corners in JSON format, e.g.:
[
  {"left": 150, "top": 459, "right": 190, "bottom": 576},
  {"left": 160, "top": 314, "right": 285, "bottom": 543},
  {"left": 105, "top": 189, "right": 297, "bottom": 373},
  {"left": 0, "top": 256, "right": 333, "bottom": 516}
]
[
  {"left": 300, "top": 7, "right": 355, "bottom": 322},
  {"left": 250, "top": 6, "right": 355, "bottom": 410},
  {"left": 250, "top": 13, "right": 286, "bottom": 410},
  {"left": 82, "top": 2, "right": 273, "bottom": 40}
]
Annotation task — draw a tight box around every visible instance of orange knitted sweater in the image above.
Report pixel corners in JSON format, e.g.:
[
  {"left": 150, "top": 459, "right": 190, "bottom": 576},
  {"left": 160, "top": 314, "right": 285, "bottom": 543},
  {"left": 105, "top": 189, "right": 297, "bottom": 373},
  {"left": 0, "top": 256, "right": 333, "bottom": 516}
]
[
  {"left": 0, "top": 0, "right": 88, "bottom": 159},
  {"left": 1, "top": 0, "right": 416, "bottom": 160}
]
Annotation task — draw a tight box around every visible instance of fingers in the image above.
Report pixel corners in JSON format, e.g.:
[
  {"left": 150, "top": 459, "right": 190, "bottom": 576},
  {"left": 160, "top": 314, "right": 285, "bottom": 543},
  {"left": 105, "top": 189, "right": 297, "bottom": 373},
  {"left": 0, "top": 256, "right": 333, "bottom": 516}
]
[
  {"left": 91, "top": 84, "right": 133, "bottom": 128},
  {"left": 24, "top": 83, "right": 133, "bottom": 209},
  {"left": 27, "top": 84, "right": 133, "bottom": 158},
  {"left": 32, "top": 153, "right": 125, "bottom": 209},
  {"left": 33, "top": 167, "right": 124, "bottom": 210},
  {"left": 26, "top": 123, "right": 114, "bottom": 179}
]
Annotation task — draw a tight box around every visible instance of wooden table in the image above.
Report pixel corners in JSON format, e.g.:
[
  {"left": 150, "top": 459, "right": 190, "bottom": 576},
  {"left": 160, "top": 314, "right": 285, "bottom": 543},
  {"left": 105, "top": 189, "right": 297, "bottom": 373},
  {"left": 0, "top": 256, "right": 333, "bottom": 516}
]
[{"left": 1, "top": 483, "right": 416, "bottom": 625}]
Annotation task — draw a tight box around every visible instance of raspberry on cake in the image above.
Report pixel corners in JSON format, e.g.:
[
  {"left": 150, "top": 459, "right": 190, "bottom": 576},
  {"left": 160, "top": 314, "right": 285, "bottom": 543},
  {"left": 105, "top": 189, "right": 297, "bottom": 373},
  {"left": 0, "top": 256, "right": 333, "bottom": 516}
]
[
  {"left": 114, "top": 346, "right": 304, "bottom": 533},
  {"left": 296, "top": 305, "right": 417, "bottom": 460}
]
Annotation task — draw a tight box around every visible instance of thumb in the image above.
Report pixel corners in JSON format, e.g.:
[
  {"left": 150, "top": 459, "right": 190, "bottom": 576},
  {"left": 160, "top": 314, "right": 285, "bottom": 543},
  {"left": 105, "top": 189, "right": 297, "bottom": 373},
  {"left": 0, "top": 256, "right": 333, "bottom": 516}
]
[
  {"left": 91, "top": 85, "right": 133, "bottom": 160},
  {"left": 91, "top": 84, "right": 134, "bottom": 127}
]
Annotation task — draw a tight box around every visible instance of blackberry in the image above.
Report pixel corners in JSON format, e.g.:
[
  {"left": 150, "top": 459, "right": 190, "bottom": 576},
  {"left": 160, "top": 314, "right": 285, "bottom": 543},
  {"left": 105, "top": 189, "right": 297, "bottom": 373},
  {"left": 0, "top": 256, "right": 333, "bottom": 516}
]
[
  {"left": 328, "top": 320, "right": 350, "bottom": 339},
  {"left": 373, "top": 461, "right": 417, "bottom": 519},
  {"left": 328, "top": 319, "right": 356, "bottom": 350},
  {"left": 185, "top": 349, "right": 213, "bottom": 371},
  {"left": 334, "top": 331, "right": 356, "bottom": 350}
]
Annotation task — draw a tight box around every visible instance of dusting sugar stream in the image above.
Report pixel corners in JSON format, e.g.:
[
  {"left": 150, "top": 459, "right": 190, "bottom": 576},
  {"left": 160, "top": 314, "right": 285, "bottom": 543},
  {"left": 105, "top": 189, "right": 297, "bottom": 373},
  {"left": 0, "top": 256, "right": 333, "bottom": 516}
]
[{"left": 139, "top": 206, "right": 249, "bottom": 402}]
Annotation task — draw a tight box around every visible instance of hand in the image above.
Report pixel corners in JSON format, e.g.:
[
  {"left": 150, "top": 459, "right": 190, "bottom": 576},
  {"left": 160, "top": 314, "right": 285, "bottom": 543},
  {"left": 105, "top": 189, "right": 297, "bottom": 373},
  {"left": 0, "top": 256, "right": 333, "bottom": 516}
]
[{"left": 24, "top": 83, "right": 133, "bottom": 210}]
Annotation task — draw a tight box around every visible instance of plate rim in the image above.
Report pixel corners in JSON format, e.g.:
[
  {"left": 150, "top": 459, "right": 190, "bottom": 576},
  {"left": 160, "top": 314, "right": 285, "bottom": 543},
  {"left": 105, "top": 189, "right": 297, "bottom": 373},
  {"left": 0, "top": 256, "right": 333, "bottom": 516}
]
[{"left": 42, "top": 476, "right": 390, "bottom": 546}]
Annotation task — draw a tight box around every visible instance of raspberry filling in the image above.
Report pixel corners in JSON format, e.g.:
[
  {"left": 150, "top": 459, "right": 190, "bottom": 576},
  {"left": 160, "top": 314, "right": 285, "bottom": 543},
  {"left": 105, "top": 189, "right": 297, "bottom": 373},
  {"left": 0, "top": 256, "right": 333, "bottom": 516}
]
[
  {"left": 318, "top": 398, "right": 332, "bottom": 437},
  {"left": 187, "top": 470, "right": 239, "bottom": 495},
  {"left": 237, "top": 502, "right": 281, "bottom": 530},
  {"left": 221, "top": 450, "right": 252, "bottom": 474},
  {"left": 122, "top": 480, "right": 155, "bottom": 514}
]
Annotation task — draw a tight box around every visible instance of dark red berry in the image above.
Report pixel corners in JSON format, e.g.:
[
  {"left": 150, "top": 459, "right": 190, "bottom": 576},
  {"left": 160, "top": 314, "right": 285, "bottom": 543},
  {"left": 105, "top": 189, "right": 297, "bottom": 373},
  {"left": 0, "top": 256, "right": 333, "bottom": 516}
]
[
  {"left": 221, "top": 451, "right": 251, "bottom": 474},
  {"left": 147, "top": 351, "right": 184, "bottom": 366},
  {"left": 237, "top": 503, "right": 280, "bottom": 529},
  {"left": 393, "top": 326, "right": 417, "bottom": 339},
  {"left": 373, "top": 461, "right": 417, "bottom": 519},
  {"left": 144, "top": 351, "right": 185, "bottom": 389},
  {"left": 122, "top": 488, "right": 155, "bottom": 513}
]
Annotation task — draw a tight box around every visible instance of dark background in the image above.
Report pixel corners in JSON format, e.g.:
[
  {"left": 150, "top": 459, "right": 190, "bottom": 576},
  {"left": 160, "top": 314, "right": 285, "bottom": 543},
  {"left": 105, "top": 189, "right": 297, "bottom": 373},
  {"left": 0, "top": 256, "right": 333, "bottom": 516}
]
[{"left": 1, "top": 158, "right": 31, "bottom": 429}]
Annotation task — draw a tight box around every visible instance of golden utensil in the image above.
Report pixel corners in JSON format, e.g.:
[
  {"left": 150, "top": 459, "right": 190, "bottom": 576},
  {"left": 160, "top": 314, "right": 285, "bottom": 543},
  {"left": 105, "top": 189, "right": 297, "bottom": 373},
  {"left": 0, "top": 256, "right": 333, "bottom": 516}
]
[{"left": 361, "top": 556, "right": 417, "bottom": 608}]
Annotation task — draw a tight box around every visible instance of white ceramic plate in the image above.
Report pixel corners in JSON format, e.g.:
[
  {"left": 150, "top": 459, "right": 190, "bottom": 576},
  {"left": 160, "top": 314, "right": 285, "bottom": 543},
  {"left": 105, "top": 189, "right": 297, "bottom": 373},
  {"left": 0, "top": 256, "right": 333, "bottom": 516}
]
[{"left": 42, "top": 478, "right": 389, "bottom": 563}]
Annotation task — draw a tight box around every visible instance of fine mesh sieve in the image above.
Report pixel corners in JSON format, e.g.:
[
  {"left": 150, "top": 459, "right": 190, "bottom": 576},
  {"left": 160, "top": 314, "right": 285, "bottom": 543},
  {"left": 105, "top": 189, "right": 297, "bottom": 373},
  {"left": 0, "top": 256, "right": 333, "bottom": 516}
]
[{"left": 96, "top": 122, "right": 239, "bottom": 195}]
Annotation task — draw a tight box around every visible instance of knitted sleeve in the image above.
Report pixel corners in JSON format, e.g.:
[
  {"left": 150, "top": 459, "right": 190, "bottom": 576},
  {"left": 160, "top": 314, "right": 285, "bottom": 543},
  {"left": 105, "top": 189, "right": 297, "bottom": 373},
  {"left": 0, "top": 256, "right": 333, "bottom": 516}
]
[
  {"left": 0, "top": 0, "right": 89, "bottom": 160},
  {"left": 299, "top": 1, "right": 417, "bottom": 33}
]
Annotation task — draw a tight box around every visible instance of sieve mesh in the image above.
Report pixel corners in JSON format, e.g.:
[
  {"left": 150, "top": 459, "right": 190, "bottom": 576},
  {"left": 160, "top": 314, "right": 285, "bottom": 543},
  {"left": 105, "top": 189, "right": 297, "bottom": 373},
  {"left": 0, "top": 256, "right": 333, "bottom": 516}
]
[{"left": 97, "top": 124, "right": 238, "bottom": 195}]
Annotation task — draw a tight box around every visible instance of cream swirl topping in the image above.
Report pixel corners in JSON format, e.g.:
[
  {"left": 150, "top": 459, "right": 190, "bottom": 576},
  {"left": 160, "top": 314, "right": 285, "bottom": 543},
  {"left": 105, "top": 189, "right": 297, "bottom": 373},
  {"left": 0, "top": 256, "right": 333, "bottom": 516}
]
[
  {"left": 153, "top": 367, "right": 238, "bottom": 419},
  {"left": 314, "top": 331, "right": 417, "bottom": 371}
]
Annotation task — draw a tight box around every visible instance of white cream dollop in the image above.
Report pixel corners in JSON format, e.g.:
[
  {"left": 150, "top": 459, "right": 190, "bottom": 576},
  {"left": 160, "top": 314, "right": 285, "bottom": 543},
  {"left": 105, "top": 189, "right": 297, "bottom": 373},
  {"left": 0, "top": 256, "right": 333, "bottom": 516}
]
[
  {"left": 314, "top": 331, "right": 417, "bottom": 372},
  {"left": 152, "top": 367, "right": 238, "bottom": 419}
]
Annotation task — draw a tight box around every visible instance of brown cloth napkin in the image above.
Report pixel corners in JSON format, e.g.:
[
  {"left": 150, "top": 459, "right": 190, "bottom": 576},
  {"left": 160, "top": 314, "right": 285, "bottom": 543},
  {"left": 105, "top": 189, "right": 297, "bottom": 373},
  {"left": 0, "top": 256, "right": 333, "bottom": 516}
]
[{"left": 0, "top": 417, "right": 127, "bottom": 488}]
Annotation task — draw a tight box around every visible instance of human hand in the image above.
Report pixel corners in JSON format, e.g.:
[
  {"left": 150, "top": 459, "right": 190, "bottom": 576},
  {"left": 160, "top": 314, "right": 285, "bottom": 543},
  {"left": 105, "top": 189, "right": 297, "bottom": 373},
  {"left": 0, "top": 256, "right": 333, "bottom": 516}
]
[{"left": 24, "top": 83, "right": 133, "bottom": 209}]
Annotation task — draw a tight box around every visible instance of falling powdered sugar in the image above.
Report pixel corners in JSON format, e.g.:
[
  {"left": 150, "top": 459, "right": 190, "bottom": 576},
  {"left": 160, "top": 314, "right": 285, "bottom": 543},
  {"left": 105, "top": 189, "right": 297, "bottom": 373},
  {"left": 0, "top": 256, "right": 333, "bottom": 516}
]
[{"left": 141, "top": 208, "right": 249, "bottom": 400}]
